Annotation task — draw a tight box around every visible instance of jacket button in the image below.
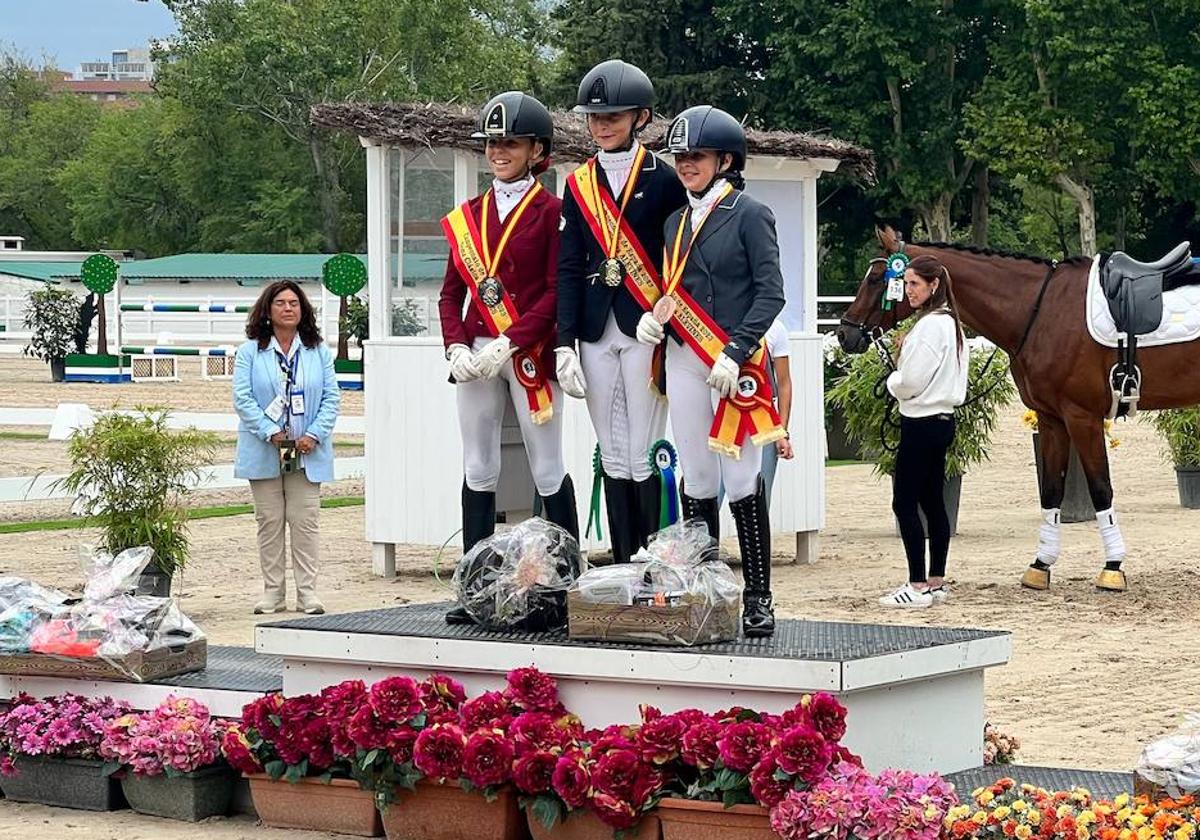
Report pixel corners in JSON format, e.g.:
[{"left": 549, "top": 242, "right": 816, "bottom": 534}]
[{"left": 706, "top": 295, "right": 713, "bottom": 302}]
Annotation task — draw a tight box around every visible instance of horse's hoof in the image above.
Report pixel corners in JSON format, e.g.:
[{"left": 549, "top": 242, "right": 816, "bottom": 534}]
[
  {"left": 1096, "top": 569, "right": 1128, "bottom": 592},
  {"left": 1020, "top": 566, "right": 1050, "bottom": 590}
]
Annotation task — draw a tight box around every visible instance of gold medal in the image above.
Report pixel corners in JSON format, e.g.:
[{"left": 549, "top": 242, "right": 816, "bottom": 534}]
[
  {"left": 652, "top": 296, "right": 677, "bottom": 325},
  {"left": 479, "top": 277, "right": 503, "bottom": 307},
  {"left": 602, "top": 258, "right": 625, "bottom": 287}
]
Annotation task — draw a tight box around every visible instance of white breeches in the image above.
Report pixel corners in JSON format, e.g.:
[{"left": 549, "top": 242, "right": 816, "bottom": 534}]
[
  {"left": 457, "top": 337, "right": 566, "bottom": 496},
  {"left": 666, "top": 342, "right": 762, "bottom": 502},
  {"left": 580, "top": 314, "right": 667, "bottom": 481}
]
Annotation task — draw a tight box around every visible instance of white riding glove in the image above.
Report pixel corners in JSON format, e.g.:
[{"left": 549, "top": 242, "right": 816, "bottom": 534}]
[
  {"left": 475, "top": 335, "right": 516, "bottom": 380},
  {"left": 706, "top": 352, "right": 740, "bottom": 399},
  {"left": 554, "top": 347, "right": 587, "bottom": 398},
  {"left": 635, "top": 312, "right": 665, "bottom": 346},
  {"left": 447, "top": 343, "right": 481, "bottom": 383}
]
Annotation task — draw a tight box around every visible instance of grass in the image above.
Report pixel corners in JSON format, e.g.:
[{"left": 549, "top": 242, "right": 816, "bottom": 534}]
[
  {"left": 0, "top": 431, "right": 48, "bottom": 441},
  {"left": 826, "top": 459, "right": 871, "bottom": 467},
  {"left": 0, "top": 495, "right": 365, "bottom": 535},
  {"left": 0, "top": 431, "right": 364, "bottom": 448}
]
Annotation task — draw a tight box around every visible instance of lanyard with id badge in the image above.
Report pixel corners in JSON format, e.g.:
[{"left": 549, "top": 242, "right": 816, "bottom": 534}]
[{"left": 266, "top": 349, "right": 304, "bottom": 474}]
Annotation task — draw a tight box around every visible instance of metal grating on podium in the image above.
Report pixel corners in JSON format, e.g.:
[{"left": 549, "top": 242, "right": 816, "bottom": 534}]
[
  {"left": 263, "top": 602, "right": 1007, "bottom": 662},
  {"left": 944, "top": 765, "right": 1134, "bottom": 801},
  {"left": 155, "top": 645, "right": 282, "bottom": 693}
]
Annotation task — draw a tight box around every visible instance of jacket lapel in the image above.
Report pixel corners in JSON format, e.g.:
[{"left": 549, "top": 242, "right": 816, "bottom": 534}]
[{"left": 694, "top": 190, "right": 741, "bottom": 249}]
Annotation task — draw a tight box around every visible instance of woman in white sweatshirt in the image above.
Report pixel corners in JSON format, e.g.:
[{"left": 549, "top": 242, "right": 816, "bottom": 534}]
[{"left": 879, "top": 254, "right": 969, "bottom": 608}]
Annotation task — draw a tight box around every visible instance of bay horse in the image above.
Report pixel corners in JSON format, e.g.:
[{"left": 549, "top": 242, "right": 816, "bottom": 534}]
[{"left": 837, "top": 226, "right": 1200, "bottom": 592}]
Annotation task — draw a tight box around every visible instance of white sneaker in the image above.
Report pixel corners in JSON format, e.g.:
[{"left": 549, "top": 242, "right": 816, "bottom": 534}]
[
  {"left": 928, "top": 586, "right": 950, "bottom": 604},
  {"left": 878, "top": 583, "right": 933, "bottom": 609}
]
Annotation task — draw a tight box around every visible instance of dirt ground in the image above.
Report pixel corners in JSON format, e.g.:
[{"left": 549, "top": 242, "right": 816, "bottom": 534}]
[{"left": 0, "top": 357, "right": 1197, "bottom": 838}]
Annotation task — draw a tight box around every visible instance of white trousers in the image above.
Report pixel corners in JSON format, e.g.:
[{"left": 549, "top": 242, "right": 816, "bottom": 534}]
[
  {"left": 581, "top": 314, "right": 667, "bottom": 481},
  {"left": 249, "top": 471, "right": 321, "bottom": 605},
  {"left": 457, "top": 337, "right": 566, "bottom": 496},
  {"left": 666, "top": 341, "right": 762, "bottom": 502}
]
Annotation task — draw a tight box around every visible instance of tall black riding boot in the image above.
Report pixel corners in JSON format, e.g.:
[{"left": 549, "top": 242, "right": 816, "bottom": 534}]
[
  {"left": 541, "top": 475, "right": 580, "bottom": 542},
  {"left": 603, "top": 476, "right": 639, "bottom": 563},
  {"left": 446, "top": 481, "right": 497, "bottom": 625},
  {"left": 633, "top": 477, "right": 664, "bottom": 548},
  {"left": 681, "top": 490, "right": 720, "bottom": 543},
  {"left": 731, "top": 477, "right": 774, "bottom": 638}
]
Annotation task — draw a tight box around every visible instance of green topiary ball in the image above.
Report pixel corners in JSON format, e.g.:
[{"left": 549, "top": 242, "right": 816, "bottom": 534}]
[
  {"left": 323, "top": 254, "right": 367, "bottom": 297},
  {"left": 80, "top": 254, "right": 118, "bottom": 295}
]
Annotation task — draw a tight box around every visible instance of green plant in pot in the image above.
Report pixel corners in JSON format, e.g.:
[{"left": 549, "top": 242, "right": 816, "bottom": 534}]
[
  {"left": 23, "top": 285, "right": 80, "bottom": 382},
  {"left": 1146, "top": 407, "right": 1200, "bottom": 509},
  {"left": 55, "top": 408, "right": 219, "bottom": 594},
  {"left": 827, "top": 330, "right": 1016, "bottom": 532}
]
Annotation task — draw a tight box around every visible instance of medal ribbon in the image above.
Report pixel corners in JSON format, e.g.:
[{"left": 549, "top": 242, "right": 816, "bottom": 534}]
[
  {"left": 589, "top": 145, "right": 646, "bottom": 261},
  {"left": 662, "top": 182, "right": 736, "bottom": 297},
  {"left": 659, "top": 201, "right": 785, "bottom": 458},
  {"left": 480, "top": 182, "right": 543, "bottom": 278},
  {"left": 441, "top": 195, "right": 554, "bottom": 424}
]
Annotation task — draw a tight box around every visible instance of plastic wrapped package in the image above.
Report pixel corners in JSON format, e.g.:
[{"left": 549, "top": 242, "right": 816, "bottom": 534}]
[
  {"left": 568, "top": 524, "right": 742, "bottom": 646},
  {"left": 81, "top": 546, "right": 154, "bottom": 602},
  {"left": 0, "top": 578, "right": 70, "bottom": 654},
  {"left": 452, "top": 518, "right": 581, "bottom": 632},
  {"left": 1136, "top": 715, "right": 1200, "bottom": 796}
]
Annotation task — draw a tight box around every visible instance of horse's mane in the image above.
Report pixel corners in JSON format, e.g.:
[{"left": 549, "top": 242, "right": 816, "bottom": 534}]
[{"left": 913, "top": 240, "right": 1092, "bottom": 267}]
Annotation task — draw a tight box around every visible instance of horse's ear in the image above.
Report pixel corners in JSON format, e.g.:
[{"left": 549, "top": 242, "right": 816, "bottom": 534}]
[{"left": 875, "top": 224, "right": 898, "bottom": 252}]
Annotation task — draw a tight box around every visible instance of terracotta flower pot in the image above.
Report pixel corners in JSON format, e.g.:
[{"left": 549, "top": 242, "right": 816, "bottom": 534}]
[
  {"left": 655, "top": 798, "right": 774, "bottom": 840},
  {"left": 526, "top": 805, "right": 661, "bottom": 840},
  {"left": 247, "top": 774, "right": 382, "bottom": 836},
  {"left": 382, "top": 780, "right": 526, "bottom": 840}
]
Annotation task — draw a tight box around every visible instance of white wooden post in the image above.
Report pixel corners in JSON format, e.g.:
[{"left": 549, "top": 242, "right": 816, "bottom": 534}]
[{"left": 364, "top": 140, "right": 396, "bottom": 342}]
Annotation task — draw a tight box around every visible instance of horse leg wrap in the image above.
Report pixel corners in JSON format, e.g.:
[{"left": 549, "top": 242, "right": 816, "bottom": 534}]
[
  {"left": 1095, "top": 507, "right": 1126, "bottom": 565},
  {"left": 1036, "top": 508, "right": 1061, "bottom": 566}
]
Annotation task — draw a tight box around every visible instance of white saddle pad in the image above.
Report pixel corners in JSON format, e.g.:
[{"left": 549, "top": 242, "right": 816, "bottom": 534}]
[{"left": 1086, "top": 254, "right": 1200, "bottom": 348}]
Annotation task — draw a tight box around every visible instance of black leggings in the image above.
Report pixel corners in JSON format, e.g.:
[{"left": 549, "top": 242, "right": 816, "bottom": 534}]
[{"left": 892, "top": 414, "right": 956, "bottom": 583}]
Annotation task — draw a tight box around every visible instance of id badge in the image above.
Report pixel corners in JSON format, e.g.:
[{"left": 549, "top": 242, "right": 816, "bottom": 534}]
[
  {"left": 886, "top": 276, "right": 904, "bottom": 302},
  {"left": 290, "top": 389, "right": 306, "bottom": 416},
  {"left": 265, "top": 396, "right": 286, "bottom": 422}
]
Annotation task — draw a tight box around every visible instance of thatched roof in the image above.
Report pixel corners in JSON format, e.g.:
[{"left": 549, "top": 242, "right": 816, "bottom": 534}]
[{"left": 311, "top": 101, "right": 875, "bottom": 182}]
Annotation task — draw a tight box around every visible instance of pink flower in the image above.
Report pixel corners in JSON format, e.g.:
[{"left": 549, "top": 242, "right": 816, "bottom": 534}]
[
  {"left": 420, "top": 675, "right": 467, "bottom": 725},
  {"left": 505, "top": 667, "right": 559, "bottom": 712},
  {"left": 680, "top": 719, "right": 722, "bottom": 770},
  {"left": 749, "top": 750, "right": 792, "bottom": 808},
  {"left": 412, "top": 723, "right": 466, "bottom": 781},
  {"left": 512, "top": 749, "right": 558, "bottom": 794},
  {"left": 806, "top": 693, "right": 848, "bottom": 744},
  {"left": 462, "top": 729, "right": 513, "bottom": 789},
  {"left": 460, "top": 691, "right": 513, "bottom": 732},
  {"left": 510, "top": 712, "right": 564, "bottom": 755},
  {"left": 637, "top": 714, "right": 687, "bottom": 765},
  {"left": 716, "top": 721, "right": 772, "bottom": 774},
  {"left": 775, "top": 724, "right": 832, "bottom": 784},
  {"left": 242, "top": 693, "right": 285, "bottom": 743},
  {"left": 551, "top": 751, "right": 591, "bottom": 809},
  {"left": 370, "top": 676, "right": 423, "bottom": 724},
  {"left": 590, "top": 748, "right": 640, "bottom": 799}
]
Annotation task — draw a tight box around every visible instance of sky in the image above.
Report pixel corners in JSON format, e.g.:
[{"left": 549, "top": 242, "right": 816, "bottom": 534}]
[{"left": 2, "top": 0, "right": 178, "bottom": 72}]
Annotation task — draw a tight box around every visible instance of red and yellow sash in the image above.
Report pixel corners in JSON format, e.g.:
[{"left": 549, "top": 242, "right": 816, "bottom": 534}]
[
  {"left": 661, "top": 189, "right": 785, "bottom": 458},
  {"left": 441, "top": 185, "right": 553, "bottom": 424}
]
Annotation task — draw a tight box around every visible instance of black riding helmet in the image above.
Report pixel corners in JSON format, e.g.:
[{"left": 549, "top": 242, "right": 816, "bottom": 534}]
[
  {"left": 574, "top": 60, "right": 655, "bottom": 116},
  {"left": 472, "top": 91, "right": 554, "bottom": 157},
  {"left": 665, "top": 105, "right": 747, "bottom": 171}
]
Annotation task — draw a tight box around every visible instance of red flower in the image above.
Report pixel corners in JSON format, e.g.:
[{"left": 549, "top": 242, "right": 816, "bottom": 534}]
[
  {"left": 591, "top": 748, "right": 640, "bottom": 799},
  {"left": 321, "top": 680, "right": 367, "bottom": 760},
  {"left": 552, "top": 751, "right": 592, "bottom": 809},
  {"left": 421, "top": 675, "right": 467, "bottom": 715},
  {"left": 673, "top": 709, "right": 710, "bottom": 727},
  {"left": 276, "top": 694, "right": 334, "bottom": 769},
  {"left": 806, "top": 693, "right": 847, "bottom": 744},
  {"left": 640, "top": 705, "right": 662, "bottom": 723},
  {"left": 775, "top": 724, "right": 832, "bottom": 784},
  {"left": 513, "top": 750, "right": 558, "bottom": 794},
  {"left": 590, "top": 792, "right": 639, "bottom": 829},
  {"left": 590, "top": 726, "right": 637, "bottom": 752},
  {"left": 510, "top": 712, "right": 566, "bottom": 756},
  {"left": 347, "top": 705, "right": 392, "bottom": 752},
  {"left": 242, "top": 693, "right": 285, "bottom": 743},
  {"left": 370, "top": 676, "right": 423, "bottom": 724},
  {"left": 629, "top": 765, "right": 663, "bottom": 807},
  {"left": 831, "top": 745, "right": 862, "bottom": 768},
  {"left": 462, "top": 729, "right": 514, "bottom": 789},
  {"left": 505, "top": 667, "right": 559, "bottom": 712},
  {"left": 638, "top": 714, "right": 687, "bottom": 765},
  {"left": 681, "top": 720, "right": 723, "bottom": 770},
  {"left": 717, "top": 721, "right": 772, "bottom": 774},
  {"left": 748, "top": 750, "right": 791, "bottom": 807},
  {"left": 460, "top": 691, "right": 513, "bottom": 733},
  {"left": 220, "top": 724, "right": 262, "bottom": 776},
  {"left": 413, "top": 723, "right": 466, "bottom": 781}
]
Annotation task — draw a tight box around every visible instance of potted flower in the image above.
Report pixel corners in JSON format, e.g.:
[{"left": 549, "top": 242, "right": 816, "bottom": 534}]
[
  {"left": 100, "top": 695, "right": 236, "bottom": 821},
  {"left": 1024, "top": 410, "right": 1116, "bottom": 522},
  {"left": 0, "top": 692, "right": 131, "bottom": 810},
  {"left": 827, "top": 337, "right": 1016, "bottom": 535},
  {"left": 22, "top": 285, "right": 80, "bottom": 382},
  {"left": 222, "top": 690, "right": 383, "bottom": 836},
  {"left": 1147, "top": 407, "right": 1200, "bottom": 508},
  {"left": 54, "top": 408, "right": 218, "bottom": 596},
  {"left": 983, "top": 722, "right": 1020, "bottom": 766}
]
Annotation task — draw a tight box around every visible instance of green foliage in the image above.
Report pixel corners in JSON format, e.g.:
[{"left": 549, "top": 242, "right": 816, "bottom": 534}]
[
  {"left": 1147, "top": 408, "right": 1200, "bottom": 469},
  {"left": 54, "top": 409, "right": 219, "bottom": 576},
  {"left": 22, "top": 286, "right": 80, "bottom": 363},
  {"left": 827, "top": 333, "right": 1015, "bottom": 477}
]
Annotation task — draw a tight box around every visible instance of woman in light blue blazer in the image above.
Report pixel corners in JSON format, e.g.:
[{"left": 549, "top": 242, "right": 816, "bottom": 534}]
[{"left": 233, "top": 280, "right": 340, "bottom": 616}]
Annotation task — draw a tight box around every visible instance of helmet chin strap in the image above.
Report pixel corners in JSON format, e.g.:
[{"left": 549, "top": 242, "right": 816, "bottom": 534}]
[{"left": 690, "top": 162, "right": 732, "bottom": 198}]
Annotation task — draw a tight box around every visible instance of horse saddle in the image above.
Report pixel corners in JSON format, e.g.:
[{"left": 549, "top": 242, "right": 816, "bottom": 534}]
[{"left": 1100, "top": 241, "right": 1194, "bottom": 335}]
